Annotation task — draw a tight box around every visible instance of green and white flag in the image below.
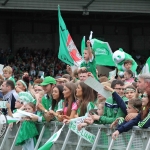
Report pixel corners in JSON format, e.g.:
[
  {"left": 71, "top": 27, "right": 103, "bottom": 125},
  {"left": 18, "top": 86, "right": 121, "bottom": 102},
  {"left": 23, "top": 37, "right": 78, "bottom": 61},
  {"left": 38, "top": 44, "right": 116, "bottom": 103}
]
[
  {"left": 6, "top": 116, "right": 20, "bottom": 124},
  {"left": 69, "top": 121, "right": 95, "bottom": 144},
  {"left": 81, "top": 36, "right": 85, "bottom": 57},
  {"left": 141, "top": 57, "right": 150, "bottom": 74},
  {"left": 58, "top": 6, "right": 83, "bottom": 67},
  {"left": 38, "top": 124, "right": 65, "bottom": 150},
  {"left": 90, "top": 39, "right": 115, "bottom": 66}
]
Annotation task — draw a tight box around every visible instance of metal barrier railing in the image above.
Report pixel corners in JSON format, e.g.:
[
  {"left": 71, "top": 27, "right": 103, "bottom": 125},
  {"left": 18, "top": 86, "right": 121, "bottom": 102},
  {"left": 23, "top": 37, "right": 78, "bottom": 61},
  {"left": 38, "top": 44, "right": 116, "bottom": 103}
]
[{"left": 0, "top": 121, "right": 150, "bottom": 150}]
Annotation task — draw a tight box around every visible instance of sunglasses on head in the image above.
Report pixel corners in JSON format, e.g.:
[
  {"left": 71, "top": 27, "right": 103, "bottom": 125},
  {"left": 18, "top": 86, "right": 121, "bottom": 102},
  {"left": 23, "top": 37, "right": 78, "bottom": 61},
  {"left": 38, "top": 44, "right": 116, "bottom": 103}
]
[
  {"left": 142, "top": 94, "right": 148, "bottom": 98},
  {"left": 114, "top": 88, "right": 125, "bottom": 91}
]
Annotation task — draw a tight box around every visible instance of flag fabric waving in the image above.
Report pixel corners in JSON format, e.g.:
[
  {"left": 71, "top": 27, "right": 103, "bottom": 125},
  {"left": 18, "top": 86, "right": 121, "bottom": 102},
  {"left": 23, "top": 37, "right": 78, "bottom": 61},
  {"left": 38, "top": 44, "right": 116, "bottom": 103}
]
[
  {"left": 81, "top": 36, "right": 85, "bottom": 58},
  {"left": 38, "top": 124, "right": 65, "bottom": 150},
  {"left": 90, "top": 38, "right": 115, "bottom": 66},
  {"left": 141, "top": 57, "right": 150, "bottom": 74},
  {"left": 58, "top": 6, "right": 83, "bottom": 67}
]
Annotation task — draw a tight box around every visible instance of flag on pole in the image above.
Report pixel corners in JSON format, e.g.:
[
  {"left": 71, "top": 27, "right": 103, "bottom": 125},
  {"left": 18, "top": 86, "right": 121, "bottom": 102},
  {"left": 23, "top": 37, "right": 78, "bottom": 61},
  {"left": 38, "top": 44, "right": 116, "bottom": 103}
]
[
  {"left": 58, "top": 6, "right": 83, "bottom": 67},
  {"left": 38, "top": 124, "right": 65, "bottom": 150},
  {"left": 141, "top": 57, "right": 150, "bottom": 74},
  {"left": 81, "top": 36, "right": 85, "bottom": 57},
  {"left": 90, "top": 38, "right": 115, "bottom": 66}
]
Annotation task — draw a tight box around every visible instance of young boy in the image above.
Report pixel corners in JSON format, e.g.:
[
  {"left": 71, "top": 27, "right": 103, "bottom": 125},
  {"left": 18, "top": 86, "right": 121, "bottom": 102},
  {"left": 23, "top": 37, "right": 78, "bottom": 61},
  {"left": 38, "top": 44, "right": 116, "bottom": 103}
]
[
  {"left": 124, "top": 60, "right": 132, "bottom": 70},
  {"left": 117, "top": 59, "right": 137, "bottom": 78},
  {"left": 3, "top": 66, "right": 16, "bottom": 85},
  {"left": 80, "top": 40, "right": 98, "bottom": 80},
  {"left": 110, "top": 98, "right": 141, "bottom": 129}
]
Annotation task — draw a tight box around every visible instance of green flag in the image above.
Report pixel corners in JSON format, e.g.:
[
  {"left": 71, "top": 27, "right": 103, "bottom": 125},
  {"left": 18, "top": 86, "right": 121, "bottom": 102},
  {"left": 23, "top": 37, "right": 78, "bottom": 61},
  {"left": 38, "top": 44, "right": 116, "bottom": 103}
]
[
  {"left": 38, "top": 124, "right": 65, "bottom": 150},
  {"left": 58, "top": 6, "right": 82, "bottom": 66},
  {"left": 141, "top": 57, "right": 150, "bottom": 74},
  {"left": 90, "top": 39, "right": 115, "bottom": 66},
  {"left": 81, "top": 36, "right": 85, "bottom": 57}
]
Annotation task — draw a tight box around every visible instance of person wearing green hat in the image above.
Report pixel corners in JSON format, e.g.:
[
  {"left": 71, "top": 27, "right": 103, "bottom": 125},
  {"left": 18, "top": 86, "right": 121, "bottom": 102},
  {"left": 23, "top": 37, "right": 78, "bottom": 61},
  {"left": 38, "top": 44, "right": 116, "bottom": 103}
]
[{"left": 38, "top": 76, "right": 56, "bottom": 115}]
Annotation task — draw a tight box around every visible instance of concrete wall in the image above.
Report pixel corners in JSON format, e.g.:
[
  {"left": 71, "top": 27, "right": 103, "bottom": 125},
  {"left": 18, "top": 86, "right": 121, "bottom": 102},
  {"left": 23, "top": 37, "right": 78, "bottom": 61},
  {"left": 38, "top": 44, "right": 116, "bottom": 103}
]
[{"left": 0, "top": 21, "right": 149, "bottom": 57}]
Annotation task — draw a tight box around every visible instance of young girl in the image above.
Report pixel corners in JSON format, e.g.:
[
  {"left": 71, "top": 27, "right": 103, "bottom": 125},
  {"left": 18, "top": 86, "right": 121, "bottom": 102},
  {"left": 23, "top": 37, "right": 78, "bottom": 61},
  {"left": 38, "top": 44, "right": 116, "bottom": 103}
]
[
  {"left": 77, "top": 102, "right": 105, "bottom": 130},
  {"left": 112, "top": 91, "right": 150, "bottom": 140},
  {"left": 60, "top": 82, "right": 78, "bottom": 120},
  {"left": 15, "top": 80, "right": 28, "bottom": 93},
  {"left": 124, "top": 70, "right": 134, "bottom": 84},
  {"left": 44, "top": 85, "right": 64, "bottom": 122},
  {"left": 76, "top": 82, "right": 97, "bottom": 117},
  {"left": 15, "top": 102, "right": 38, "bottom": 150}
]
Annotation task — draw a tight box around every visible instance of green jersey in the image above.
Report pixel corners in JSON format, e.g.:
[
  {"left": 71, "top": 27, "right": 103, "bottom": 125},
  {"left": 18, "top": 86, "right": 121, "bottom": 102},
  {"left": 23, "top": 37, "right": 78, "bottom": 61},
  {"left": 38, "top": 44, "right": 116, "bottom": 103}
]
[
  {"left": 41, "top": 94, "right": 52, "bottom": 110},
  {"left": 49, "top": 99, "right": 64, "bottom": 112},
  {"left": 80, "top": 57, "right": 98, "bottom": 80},
  {"left": 96, "top": 96, "right": 127, "bottom": 124}
]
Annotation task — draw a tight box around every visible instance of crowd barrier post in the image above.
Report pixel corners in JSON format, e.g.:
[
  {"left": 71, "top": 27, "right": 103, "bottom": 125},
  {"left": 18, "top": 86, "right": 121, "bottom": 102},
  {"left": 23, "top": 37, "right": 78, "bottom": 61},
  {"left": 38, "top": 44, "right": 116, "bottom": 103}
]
[
  {"left": 52, "top": 121, "right": 59, "bottom": 134},
  {"left": 34, "top": 124, "right": 46, "bottom": 150},
  {"left": 108, "top": 138, "right": 115, "bottom": 150},
  {"left": 107, "top": 128, "right": 113, "bottom": 146},
  {"left": 75, "top": 136, "right": 83, "bottom": 150},
  {"left": 125, "top": 129, "right": 135, "bottom": 150},
  {"left": 10, "top": 123, "right": 22, "bottom": 150},
  {"left": 91, "top": 127, "right": 101, "bottom": 150},
  {"left": 142, "top": 130, "right": 148, "bottom": 149},
  {"left": 61, "top": 128, "right": 72, "bottom": 150},
  {"left": 50, "top": 121, "right": 59, "bottom": 150},
  {"left": 0, "top": 125, "right": 11, "bottom": 150},
  {"left": 145, "top": 136, "right": 150, "bottom": 150}
]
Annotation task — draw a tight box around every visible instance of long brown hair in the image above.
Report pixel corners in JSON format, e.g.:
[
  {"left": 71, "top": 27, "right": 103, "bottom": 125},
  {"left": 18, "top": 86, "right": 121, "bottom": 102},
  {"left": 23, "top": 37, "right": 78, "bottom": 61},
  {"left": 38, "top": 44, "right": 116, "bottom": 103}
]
[
  {"left": 63, "top": 82, "right": 77, "bottom": 116},
  {"left": 25, "top": 102, "right": 36, "bottom": 112},
  {"left": 141, "top": 88, "right": 150, "bottom": 120},
  {"left": 52, "top": 85, "right": 64, "bottom": 111},
  {"left": 78, "top": 82, "right": 94, "bottom": 116}
]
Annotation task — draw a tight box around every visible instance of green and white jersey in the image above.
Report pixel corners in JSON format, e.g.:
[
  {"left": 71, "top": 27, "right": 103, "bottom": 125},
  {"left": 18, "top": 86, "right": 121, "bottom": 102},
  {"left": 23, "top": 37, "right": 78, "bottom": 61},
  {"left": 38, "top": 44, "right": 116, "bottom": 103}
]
[
  {"left": 57, "top": 99, "right": 64, "bottom": 112},
  {"left": 49, "top": 99, "right": 64, "bottom": 112},
  {"left": 41, "top": 94, "right": 52, "bottom": 111}
]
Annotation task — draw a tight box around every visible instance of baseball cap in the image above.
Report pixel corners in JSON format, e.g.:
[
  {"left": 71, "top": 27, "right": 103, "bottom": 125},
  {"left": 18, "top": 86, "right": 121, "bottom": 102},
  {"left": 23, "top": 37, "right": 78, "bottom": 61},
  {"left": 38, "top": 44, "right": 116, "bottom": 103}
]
[{"left": 40, "top": 76, "right": 56, "bottom": 86}]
